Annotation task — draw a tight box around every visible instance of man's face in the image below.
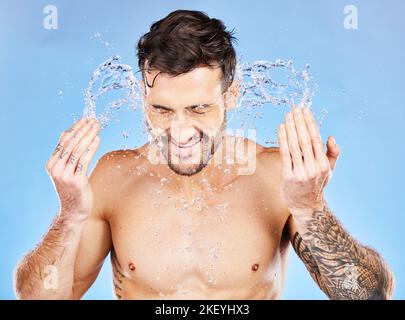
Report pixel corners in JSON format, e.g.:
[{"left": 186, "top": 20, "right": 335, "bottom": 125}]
[{"left": 143, "top": 66, "right": 227, "bottom": 176}]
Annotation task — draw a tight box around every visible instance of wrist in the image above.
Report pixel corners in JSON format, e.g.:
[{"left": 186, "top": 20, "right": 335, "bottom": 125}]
[
  {"left": 289, "top": 197, "right": 325, "bottom": 217},
  {"left": 57, "top": 210, "right": 89, "bottom": 229}
]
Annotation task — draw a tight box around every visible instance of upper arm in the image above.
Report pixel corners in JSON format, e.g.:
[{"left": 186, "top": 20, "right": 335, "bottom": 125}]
[
  {"left": 259, "top": 147, "right": 328, "bottom": 291},
  {"left": 257, "top": 147, "right": 303, "bottom": 242},
  {"left": 72, "top": 154, "right": 114, "bottom": 299}
]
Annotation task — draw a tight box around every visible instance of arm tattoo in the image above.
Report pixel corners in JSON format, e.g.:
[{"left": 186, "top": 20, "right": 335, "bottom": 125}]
[{"left": 292, "top": 204, "right": 394, "bottom": 300}]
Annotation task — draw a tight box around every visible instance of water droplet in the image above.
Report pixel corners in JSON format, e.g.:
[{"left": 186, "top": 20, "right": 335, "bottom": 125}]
[
  {"left": 210, "top": 247, "right": 220, "bottom": 259},
  {"left": 121, "top": 131, "right": 129, "bottom": 139},
  {"left": 216, "top": 202, "right": 229, "bottom": 214}
]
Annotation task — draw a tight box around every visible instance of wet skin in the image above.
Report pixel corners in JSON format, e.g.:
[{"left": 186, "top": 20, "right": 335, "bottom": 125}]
[
  {"left": 17, "top": 65, "right": 391, "bottom": 300},
  {"left": 75, "top": 141, "right": 292, "bottom": 299},
  {"left": 73, "top": 67, "right": 291, "bottom": 299}
]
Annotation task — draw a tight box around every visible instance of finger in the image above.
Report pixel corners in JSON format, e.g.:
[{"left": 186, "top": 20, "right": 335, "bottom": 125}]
[
  {"left": 278, "top": 124, "right": 292, "bottom": 177},
  {"left": 302, "top": 107, "right": 329, "bottom": 169},
  {"left": 51, "top": 119, "right": 96, "bottom": 173},
  {"left": 65, "top": 121, "right": 100, "bottom": 175},
  {"left": 326, "top": 136, "right": 340, "bottom": 171},
  {"left": 292, "top": 107, "right": 317, "bottom": 177},
  {"left": 285, "top": 111, "right": 305, "bottom": 177},
  {"left": 76, "top": 136, "right": 101, "bottom": 175},
  {"left": 47, "top": 118, "right": 88, "bottom": 171}
]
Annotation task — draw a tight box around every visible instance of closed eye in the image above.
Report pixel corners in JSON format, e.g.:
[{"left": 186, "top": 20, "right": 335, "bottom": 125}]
[
  {"left": 187, "top": 104, "right": 212, "bottom": 114},
  {"left": 151, "top": 105, "right": 172, "bottom": 114}
]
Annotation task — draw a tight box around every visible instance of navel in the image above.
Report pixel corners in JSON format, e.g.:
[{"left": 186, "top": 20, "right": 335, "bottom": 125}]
[
  {"left": 129, "top": 262, "right": 136, "bottom": 271},
  {"left": 251, "top": 263, "right": 259, "bottom": 272}
]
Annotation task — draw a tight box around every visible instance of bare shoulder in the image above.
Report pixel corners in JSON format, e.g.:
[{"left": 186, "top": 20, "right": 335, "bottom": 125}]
[
  {"left": 256, "top": 142, "right": 291, "bottom": 229},
  {"left": 255, "top": 143, "right": 282, "bottom": 178},
  {"left": 230, "top": 137, "right": 281, "bottom": 177},
  {"left": 90, "top": 144, "right": 148, "bottom": 179},
  {"left": 255, "top": 144, "right": 284, "bottom": 201},
  {"left": 88, "top": 144, "right": 150, "bottom": 209}
]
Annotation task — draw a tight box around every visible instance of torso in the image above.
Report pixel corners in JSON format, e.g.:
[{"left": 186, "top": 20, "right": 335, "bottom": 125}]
[{"left": 103, "top": 140, "right": 291, "bottom": 299}]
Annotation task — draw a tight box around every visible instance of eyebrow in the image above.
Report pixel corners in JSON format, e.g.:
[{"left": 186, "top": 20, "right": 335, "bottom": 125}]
[{"left": 151, "top": 103, "right": 214, "bottom": 110}]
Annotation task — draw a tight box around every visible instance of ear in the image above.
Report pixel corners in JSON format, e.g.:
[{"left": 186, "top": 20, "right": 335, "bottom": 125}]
[{"left": 224, "top": 80, "right": 240, "bottom": 111}]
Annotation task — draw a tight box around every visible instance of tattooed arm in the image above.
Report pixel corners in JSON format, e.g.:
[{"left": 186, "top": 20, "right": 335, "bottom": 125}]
[
  {"left": 287, "top": 204, "right": 394, "bottom": 300},
  {"left": 277, "top": 106, "right": 394, "bottom": 299}
]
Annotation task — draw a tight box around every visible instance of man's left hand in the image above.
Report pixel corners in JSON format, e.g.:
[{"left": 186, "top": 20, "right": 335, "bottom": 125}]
[{"left": 277, "top": 106, "right": 340, "bottom": 215}]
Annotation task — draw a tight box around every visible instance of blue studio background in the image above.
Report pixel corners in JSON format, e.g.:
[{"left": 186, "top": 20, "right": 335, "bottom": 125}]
[{"left": 0, "top": 0, "right": 404, "bottom": 299}]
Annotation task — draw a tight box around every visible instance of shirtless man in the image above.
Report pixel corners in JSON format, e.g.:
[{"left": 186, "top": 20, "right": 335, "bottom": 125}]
[{"left": 14, "top": 10, "right": 393, "bottom": 300}]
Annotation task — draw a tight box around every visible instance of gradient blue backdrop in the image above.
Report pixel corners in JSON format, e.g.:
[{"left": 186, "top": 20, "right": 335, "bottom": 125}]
[{"left": 1, "top": 0, "right": 404, "bottom": 299}]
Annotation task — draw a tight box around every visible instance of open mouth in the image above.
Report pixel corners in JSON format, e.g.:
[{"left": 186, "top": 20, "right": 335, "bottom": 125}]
[
  {"left": 170, "top": 137, "right": 202, "bottom": 159},
  {"left": 171, "top": 137, "right": 202, "bottom": 149}
]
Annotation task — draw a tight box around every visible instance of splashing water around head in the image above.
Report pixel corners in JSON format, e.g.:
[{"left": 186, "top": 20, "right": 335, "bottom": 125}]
[
  {"left": 83, "top": 55, "right": 143, "bottom": 128},
  {"left": 228, "top": 58, "right": 319, "bottom": 135},
  {"left": 236, "top": 58, "right": 317, "bottom": 109},
  {"left": 82, "top": 55, "right": 319, "bottom": 137}
]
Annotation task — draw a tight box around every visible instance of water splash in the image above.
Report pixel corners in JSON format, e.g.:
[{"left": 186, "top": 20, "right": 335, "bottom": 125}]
[
  {"left": 236, "top": 58, "right": 318, "bottom": 109},
  {"left": 82, "top": 55, "right": 320, "bottom": 146},
  {"left": 228, "top": 58, "right": 319, "bottom": 139},
  {"left": 83, "top": 55, "right": 143, "bottom": 128},
  {"left": 317, "top": 107, "right": 329, "bottom": 128}
]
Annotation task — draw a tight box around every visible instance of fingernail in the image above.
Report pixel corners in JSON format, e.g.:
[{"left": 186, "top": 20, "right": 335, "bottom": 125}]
[{"left": 330, "top": 137, "right": 336, "bottom": 145}]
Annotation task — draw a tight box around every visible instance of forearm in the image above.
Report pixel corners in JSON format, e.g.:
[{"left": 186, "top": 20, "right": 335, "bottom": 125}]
[
  {"left": 14, "top": 213, "right": 86, "bottom": 299},
  {"left": 291, "top": 203, "right": 394, "bottom": 300}
]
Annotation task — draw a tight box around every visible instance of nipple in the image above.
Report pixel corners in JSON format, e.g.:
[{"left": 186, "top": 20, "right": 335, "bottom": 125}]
[
  {"left": 251, "top": 263, "right": 259, "bottom": 272},
  {"left": 129, "top": 262, "right": 136, "bottom": 271}
]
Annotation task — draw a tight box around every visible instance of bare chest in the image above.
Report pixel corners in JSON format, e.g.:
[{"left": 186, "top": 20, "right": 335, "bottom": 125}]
[{"left": 109, "top": 178, "right": 288, "bottom": 297}]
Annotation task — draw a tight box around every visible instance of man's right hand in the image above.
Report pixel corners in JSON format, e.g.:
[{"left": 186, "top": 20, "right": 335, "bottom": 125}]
[{"left": 45, "top": 117, "right": 101, "bottom": 220}]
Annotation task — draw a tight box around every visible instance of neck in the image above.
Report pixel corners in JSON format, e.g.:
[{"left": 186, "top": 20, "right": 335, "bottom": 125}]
[{"left": 148, "top": 134, "right": 240, "bottom": 195}]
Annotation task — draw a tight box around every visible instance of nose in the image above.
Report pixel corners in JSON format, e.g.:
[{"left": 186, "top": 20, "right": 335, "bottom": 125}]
[{"left": 169, "top": 116, "right": 197, "bottom": 145}]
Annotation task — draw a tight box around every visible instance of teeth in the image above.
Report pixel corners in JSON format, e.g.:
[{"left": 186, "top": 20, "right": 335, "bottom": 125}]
[{"left": 176, "top": 139, "right": 201, "bottom": 148}]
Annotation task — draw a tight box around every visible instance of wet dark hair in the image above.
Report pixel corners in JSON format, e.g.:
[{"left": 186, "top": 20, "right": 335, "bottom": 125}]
[{"left": 137, "top": 10, "right": 237, "bottom": 92}]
